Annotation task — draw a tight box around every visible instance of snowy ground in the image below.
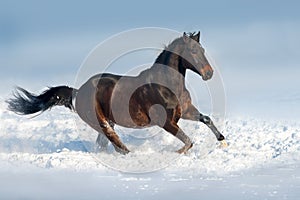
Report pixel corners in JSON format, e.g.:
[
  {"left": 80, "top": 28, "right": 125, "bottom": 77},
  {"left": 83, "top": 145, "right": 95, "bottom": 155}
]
[{"left": 0, "top": 98, "right": 300, "bottom": 199}]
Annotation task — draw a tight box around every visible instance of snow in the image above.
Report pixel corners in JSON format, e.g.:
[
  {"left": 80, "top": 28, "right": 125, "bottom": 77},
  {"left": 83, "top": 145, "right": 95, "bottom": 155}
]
[{"left": 0, "top": 97, "right": 300, "bottom": 199}]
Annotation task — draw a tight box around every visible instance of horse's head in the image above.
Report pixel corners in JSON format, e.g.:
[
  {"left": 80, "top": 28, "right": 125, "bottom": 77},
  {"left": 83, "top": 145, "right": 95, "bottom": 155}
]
[{"left": 180, "top": 32, "right": 213, "bottom": 80}]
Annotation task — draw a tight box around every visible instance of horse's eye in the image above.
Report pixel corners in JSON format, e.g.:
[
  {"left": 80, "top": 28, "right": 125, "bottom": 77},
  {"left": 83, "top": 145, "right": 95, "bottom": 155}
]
[
  {"left": 189, "top": 44, "right": 198, "bottom": 54},
  {"left": 191, "top": 48, "right": 198, "bottom": 54}
]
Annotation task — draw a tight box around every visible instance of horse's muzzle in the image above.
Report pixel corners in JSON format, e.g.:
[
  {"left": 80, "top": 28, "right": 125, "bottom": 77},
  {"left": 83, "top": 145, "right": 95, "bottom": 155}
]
[{"left": 200, "top": 65, "right": 214, "bottom": 80}]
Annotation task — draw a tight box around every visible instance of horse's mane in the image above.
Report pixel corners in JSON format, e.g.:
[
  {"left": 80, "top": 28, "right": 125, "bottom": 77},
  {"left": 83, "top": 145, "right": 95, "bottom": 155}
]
[
  {"left": 165, "top": 32, "right": 197, "bottom": 48},
  {"left": 155, "top": 32, "right": 196, "bottom": 64}
]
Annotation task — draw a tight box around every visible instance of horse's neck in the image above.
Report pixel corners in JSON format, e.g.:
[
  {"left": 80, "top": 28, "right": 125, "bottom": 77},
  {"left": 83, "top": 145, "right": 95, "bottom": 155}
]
[
  {"left": 138, "top": 50, "right": 187, "bottom": 93},
  {"left": 155, "top": 49, "right": 186, "bottom": 81},
  {"left": 155, "top": 49, "right": 186, "bottom": 74}
]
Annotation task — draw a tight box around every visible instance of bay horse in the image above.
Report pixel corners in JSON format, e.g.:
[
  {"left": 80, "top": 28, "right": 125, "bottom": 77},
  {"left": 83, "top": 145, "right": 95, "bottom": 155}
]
[{"left": 7, "top": 32, "right": 227, "bottom": 154}]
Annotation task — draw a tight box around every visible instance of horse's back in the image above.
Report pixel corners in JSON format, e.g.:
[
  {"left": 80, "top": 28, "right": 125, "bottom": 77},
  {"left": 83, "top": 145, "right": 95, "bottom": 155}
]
[{"left": 75, "top": 72, "right": 182, "bottom": 129}]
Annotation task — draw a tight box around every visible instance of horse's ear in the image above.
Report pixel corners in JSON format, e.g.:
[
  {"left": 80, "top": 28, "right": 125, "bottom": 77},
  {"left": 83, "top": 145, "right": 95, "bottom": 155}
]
[
  {"left": 183, "top": 32, "right": 189, "bottom": 43},
  {"left": 197, "top": 31, "right": 200, "bottom": 41},
  {"left": 192, "top": 31, "right": 200, "bottom": 42}
]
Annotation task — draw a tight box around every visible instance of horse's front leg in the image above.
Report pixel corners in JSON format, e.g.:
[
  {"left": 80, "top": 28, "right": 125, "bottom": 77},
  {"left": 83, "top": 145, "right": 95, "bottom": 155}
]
[
  {"left": 163, "top": 120, "right": 193, "bottom": 154},
  {"left": 182, "top": 104, "right": 227, "bottom": 147}
]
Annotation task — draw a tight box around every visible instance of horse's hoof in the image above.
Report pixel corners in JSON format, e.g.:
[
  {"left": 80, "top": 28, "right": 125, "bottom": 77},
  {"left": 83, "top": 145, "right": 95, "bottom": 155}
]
[
  {"left": 176, "top": 148, "right": 185, "bottom": 154},
  {"left": 219, "top": 140, "right": 228, "bottom": 148},
  {"left": 118, "top": 149, "right": 130, "bottom": 155},
  {"left": 113, "top": 146, "right": 130, "bottom": 155},
  {"left": 176, "top": 143, "right": 193, "bottom": 154}
]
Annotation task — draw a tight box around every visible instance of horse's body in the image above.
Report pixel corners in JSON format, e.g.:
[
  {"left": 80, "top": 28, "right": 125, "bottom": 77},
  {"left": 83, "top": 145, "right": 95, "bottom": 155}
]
[{"left": 7, "top": 32, "right": 226, "bottom": 154}]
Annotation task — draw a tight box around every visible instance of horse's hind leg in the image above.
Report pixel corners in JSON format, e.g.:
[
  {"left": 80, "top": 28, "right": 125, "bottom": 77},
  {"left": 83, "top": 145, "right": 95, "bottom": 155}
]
[
  {"left": 96, "top": 132, "right": 109, "bottom": 151},
  {"left": 101, "top": 126, "right": 129, "bottom": 154},
  {"left": 95, "top": 104, "right": 129, "bottom": 154},
  {"left": 163, "top": 121, "right": 193, "bottom": 154},
  {"left": 97, "top": 122, "right": 129, "bottom": 154},
  {"left": 95, "top": 121, "right": 115, "bottom": 152}
]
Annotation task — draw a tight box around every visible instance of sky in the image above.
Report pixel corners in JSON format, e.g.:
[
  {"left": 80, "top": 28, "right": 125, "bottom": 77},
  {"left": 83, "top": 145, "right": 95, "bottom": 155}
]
[{"left": 0, "top": 0, "right": 299, "bottom": 118}]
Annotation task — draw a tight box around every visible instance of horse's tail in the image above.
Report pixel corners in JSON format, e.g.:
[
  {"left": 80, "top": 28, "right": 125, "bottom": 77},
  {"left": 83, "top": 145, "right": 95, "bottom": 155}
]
[{"left": 6, "top": 86, "right": 78, "bottom": 115}]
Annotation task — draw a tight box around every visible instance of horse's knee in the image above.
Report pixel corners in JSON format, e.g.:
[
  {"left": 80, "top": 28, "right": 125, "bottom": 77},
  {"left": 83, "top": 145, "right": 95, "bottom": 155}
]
[{"left": 199, "top": 114, "right": 212, "bottom": 124}]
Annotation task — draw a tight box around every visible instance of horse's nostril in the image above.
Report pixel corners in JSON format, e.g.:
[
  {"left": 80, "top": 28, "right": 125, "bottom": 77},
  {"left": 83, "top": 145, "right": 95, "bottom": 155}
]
[{"left": 206, "top": 71, "right": 212, "bottom": 77}]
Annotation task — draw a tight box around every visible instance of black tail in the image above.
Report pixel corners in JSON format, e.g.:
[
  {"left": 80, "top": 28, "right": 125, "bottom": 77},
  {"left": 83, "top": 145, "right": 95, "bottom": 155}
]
[{"left": 6, "top": 86, "right": 77, "bottom": 115}]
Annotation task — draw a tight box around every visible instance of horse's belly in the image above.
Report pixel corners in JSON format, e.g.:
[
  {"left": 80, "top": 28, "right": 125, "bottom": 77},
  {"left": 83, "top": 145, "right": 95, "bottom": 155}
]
[{"left": 110, "top": 95, "right": 151, "bottom": 128}]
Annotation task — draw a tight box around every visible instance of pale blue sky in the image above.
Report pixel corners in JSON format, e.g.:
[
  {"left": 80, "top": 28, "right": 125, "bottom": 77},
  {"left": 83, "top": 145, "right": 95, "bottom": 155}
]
[
  {"left": 0, "top": 0, "right": 299, "bottom": 117},
  {"left": 0, "top": 0, "right": 299, "bottom": 35},
  {"left": 1, "top": 0, "right": 299, "bottom": 76}
]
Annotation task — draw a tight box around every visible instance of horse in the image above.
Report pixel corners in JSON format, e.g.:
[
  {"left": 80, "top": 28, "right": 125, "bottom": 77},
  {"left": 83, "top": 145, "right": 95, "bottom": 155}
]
[{"left": 6, "top": 31, "right": 227, "bottom": 155}]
